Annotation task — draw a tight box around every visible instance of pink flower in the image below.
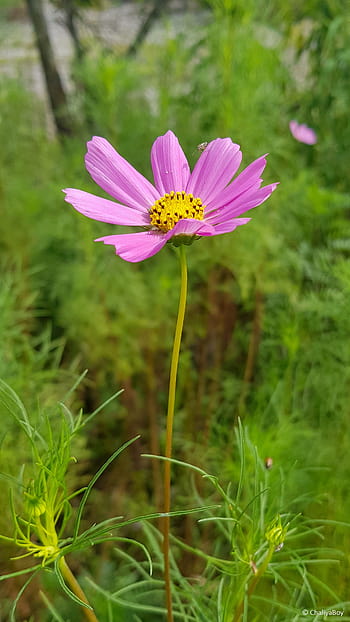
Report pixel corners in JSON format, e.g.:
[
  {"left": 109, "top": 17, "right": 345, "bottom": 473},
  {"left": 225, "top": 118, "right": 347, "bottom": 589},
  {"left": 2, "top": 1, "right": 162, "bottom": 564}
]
[
  {"left": 289, "top": 120, "right": 317, "bottom": 145},
  {"left": 63, "top": 131, "right": 278, "bottom": 263}
]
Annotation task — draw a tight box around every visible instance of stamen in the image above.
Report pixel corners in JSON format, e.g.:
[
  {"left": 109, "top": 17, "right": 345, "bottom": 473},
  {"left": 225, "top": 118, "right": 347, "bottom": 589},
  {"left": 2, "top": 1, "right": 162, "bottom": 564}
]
[{"left": 149, "top": 190, "right": 205, "bottom": 233}]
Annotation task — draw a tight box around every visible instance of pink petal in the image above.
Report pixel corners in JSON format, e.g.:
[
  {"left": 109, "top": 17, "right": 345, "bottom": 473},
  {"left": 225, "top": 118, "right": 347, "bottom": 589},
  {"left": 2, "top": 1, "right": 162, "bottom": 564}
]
[
  {"left": 211, "top": 218, "right": 251, "bottom": 235},
  {"left": 63, "top": 189, "right": 150, "bottom": 226},
  {"left": 204, "top": 182, "right": 261, "bottom": 223},
  {"left": 186, "top": 138, "right": 242, "bottom": 204},
  {"left": 95, "top": 231, "right": 167, "bottom": 263},
  {"left": 289, "top": 120, "right": 317, "bottom": 145},
  {"left": 85, "top": 136, "right": 159, "bottom": 211},
  {"left": 206, "top": 155, "right": 268, "bottom": 214},
  {"left": 151, "top": 130, "right": 191, "bottom": 195},
  {"left": 207, "top": 183, "right": 278, "bottom": 224},
  {"left": 205, "top": 180, "right": 263, "bottom": 221},
  {"left": 165, "top": 218, "right": 215, "bottom": 240}
]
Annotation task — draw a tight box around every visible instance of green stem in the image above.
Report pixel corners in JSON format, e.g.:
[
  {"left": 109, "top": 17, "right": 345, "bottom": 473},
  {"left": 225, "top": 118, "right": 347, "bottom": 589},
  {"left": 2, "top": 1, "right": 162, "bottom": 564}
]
[
  {"left": 58, "top": 556, "right": 99, "bottom": 622},
  {"left": 232, "top": 545, "right": 274, "bottom": 622},
  {"left": 163, "top": 245, "right": 188, "bottom": 622}
]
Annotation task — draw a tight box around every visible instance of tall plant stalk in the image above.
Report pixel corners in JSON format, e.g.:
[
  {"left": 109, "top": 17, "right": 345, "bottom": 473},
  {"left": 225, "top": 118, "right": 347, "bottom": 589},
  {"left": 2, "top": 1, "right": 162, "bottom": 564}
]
[
  {"left": 163, "top": 245, "right": 188, "bottom": 622},
  {"left": 232, "top": 544, "right": 275, "bottom": 622}
]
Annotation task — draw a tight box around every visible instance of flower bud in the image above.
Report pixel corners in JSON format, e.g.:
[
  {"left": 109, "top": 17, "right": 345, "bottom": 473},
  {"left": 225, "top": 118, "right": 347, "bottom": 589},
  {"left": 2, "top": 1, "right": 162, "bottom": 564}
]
[{"left": 265, "top": 514, "right": 288, "bottom": 551}]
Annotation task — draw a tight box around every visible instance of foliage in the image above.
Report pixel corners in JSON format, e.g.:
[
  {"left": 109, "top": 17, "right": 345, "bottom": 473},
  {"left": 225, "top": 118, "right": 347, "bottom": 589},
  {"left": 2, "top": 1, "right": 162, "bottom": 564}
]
[{"left": 0, "top": 379, "right": 151, "bottom": 620}]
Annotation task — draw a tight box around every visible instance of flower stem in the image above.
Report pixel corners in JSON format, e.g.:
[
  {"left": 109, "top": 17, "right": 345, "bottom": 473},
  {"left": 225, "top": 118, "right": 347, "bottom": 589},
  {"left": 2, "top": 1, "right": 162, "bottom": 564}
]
[
  {"left": 58, "top": 556, "right": 99, "bottom": 622},
  {"left": 232, "top": 545, "right": 274, "bottom": 622},
  {"left": 163, "top": 245, "right": 188, "bottom": 622}
]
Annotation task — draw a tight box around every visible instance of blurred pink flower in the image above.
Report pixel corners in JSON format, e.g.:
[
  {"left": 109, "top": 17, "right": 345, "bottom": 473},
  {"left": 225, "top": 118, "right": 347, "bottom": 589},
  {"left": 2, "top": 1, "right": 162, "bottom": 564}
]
[
  {"left": 289, "top": 120, "right": 317, "bottom": 145},
  {"left": 64, "top": 131, "right": 277, "bottom": 263}
]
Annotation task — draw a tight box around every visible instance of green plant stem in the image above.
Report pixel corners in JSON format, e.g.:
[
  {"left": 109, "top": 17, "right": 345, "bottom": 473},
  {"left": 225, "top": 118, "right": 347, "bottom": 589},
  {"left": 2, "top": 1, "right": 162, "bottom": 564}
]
[
  {"left": 58, "top": 556, "right": 99, "bottom": 622},
  {"left": 163, "top": 245, "right": 188, "bottom": 622},
  {"left": 232, "top": 545, "right": 274, "bottom": 622}
]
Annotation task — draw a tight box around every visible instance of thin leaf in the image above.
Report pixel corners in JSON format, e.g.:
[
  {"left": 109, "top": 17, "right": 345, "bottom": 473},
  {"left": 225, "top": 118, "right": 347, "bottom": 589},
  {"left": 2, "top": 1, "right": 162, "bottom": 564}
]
[
  {"left": 54, "top": 556, "right": 92, "bottom": 610},
  {"left": 81, "top": 389, "right": 124, "bottom": 429},
  {"left": 61, "top": 369, "right": 88, "bottom": 402},
  {"left": 0, "top": 563, "right": 42, "bottom": 581},
  {"left": 72, "top": 435, "right": 140, "bottom": 539},
  {"left": 9, "top": 568, "right": 41, "bottom": 622}
]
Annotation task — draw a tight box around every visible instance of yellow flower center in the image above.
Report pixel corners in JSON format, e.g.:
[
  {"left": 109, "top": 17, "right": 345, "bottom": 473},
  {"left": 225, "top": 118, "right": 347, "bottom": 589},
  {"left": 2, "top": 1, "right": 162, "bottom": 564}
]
[{"left": 149, "top": 191, "right": 205, "bottom": 233}]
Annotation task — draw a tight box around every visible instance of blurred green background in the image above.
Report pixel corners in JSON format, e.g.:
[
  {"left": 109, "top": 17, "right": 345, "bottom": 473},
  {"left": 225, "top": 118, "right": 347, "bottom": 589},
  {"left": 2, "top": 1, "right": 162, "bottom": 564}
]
[{"left": 0, "top": 0, "right": 350, "bottom": 619}]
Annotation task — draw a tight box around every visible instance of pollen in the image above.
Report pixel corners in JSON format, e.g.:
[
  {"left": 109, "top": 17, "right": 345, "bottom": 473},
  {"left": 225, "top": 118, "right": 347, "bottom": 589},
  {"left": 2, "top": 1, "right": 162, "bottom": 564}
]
[{"left": 149, "top": 191, "right": 205, "bottom": 233}]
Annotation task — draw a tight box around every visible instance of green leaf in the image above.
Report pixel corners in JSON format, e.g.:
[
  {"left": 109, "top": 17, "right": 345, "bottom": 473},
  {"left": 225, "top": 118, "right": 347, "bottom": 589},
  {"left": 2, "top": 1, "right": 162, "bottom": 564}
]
[
  {"left": 72, "top": 435, "right": 140, "bottom": 539},
  {"left": 54, "top": 557, "right": 93, "bottom": 610}
]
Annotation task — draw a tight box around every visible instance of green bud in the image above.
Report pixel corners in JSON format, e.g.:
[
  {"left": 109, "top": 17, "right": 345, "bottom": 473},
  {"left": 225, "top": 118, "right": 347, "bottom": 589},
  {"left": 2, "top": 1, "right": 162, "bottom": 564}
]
[
  {"left": 168, "top": 234, "right": 200, "bottom": 247},
  {"left": 24, "top": 491, "right": 46, "bottom": 517},
  {"left": 265, "top": 514, "right": 288, "bottom": 551}
]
